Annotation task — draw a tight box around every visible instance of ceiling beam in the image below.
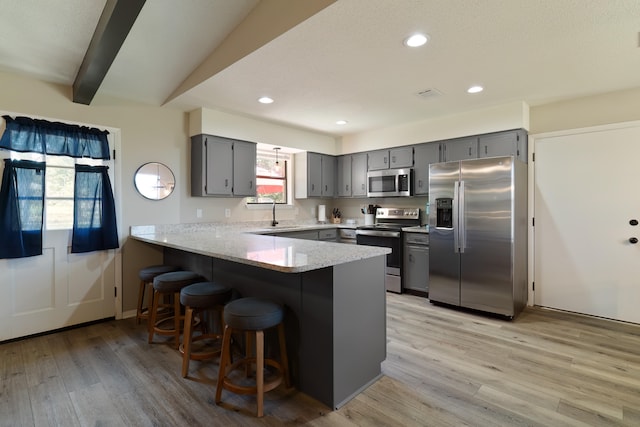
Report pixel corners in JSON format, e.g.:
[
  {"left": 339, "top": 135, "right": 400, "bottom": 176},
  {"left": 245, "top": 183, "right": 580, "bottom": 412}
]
[{"left": 73, "top": 0, "right": 146, "bottom": 105}]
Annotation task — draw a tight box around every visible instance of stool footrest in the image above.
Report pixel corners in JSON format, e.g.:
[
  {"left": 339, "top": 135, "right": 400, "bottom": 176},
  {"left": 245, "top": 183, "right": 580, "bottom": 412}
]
[{"left": 221, "top": 358, "right": 284, "bottom": 395}]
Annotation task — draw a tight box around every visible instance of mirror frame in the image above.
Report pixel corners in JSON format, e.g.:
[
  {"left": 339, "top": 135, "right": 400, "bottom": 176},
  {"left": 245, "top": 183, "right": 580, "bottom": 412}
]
[{"left": 134, "top": 162, "right": 175, "bottom": 200}]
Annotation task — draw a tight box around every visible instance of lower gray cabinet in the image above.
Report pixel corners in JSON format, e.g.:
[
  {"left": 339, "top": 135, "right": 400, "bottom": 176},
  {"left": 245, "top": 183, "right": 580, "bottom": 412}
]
[{"left": 403, "top": 232, "right": 429, "bottom": 294}]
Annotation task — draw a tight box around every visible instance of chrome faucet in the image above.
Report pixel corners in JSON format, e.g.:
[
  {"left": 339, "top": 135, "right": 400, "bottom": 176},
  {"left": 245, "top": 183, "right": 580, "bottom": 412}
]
[{"left": 271, "top": 200, "right": 278, "bottom": 226}]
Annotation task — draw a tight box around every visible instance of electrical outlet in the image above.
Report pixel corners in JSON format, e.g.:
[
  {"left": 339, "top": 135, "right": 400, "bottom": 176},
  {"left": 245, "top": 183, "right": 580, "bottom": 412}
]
[
  {"left": 225, "top": 208, "right": 231, "bottom": 218},
  {"left": 196, "top": 209, "right": 202, "bottom": 218}
]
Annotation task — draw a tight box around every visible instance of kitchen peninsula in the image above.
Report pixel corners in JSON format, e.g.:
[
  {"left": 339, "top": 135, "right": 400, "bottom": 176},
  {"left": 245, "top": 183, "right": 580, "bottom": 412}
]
[{"left": 130, "top": 223, "right": 390, "bottom": 409}]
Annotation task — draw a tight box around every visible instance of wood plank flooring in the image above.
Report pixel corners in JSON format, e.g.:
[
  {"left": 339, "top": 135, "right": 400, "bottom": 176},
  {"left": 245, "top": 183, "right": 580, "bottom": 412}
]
[{"left": 2, "top": 293, "right": 640, "bottom": 426}]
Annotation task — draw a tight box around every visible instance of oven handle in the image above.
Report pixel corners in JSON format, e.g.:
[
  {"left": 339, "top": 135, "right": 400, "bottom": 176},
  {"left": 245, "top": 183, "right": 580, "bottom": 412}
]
[{"left": 356, "top": 229, "right": 401, "bottom": 238}]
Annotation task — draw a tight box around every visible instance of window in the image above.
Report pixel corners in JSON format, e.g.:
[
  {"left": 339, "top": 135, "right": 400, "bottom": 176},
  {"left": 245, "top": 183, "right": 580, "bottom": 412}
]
[
  {"left": 246, "top": 148, "right": 290, "bottom": 204},
  {"left": 2, "top": 153, "right": 108, "bottom": 230}
]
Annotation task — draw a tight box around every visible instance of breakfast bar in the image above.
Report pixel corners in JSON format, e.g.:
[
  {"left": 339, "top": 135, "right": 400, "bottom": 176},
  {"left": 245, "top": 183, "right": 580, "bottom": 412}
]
[{"left": 130, "top": 223, "right": 390, "bottom": 409}]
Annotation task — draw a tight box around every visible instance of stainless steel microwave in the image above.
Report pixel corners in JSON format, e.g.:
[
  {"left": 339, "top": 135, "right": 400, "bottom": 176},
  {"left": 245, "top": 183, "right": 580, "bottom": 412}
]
[{"left": 367, "top": 168, "right": 413, "bottom": 197}]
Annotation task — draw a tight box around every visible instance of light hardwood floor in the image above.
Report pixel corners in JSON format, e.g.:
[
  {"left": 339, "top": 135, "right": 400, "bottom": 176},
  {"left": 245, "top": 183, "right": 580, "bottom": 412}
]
[{"left": 2, "top": 293, "right": 640, "bottom": 426}]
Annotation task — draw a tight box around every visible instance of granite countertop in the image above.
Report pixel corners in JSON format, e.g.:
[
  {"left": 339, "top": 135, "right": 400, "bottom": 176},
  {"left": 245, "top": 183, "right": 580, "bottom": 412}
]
[{"left": 130, "top": 222, "right": 389, "bottom": 273}]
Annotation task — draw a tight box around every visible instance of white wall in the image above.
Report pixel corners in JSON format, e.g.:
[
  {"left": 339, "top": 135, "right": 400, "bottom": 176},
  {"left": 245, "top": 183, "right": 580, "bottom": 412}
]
[{"left": 530, "top": 87, "right": 640, "bottom": 134}]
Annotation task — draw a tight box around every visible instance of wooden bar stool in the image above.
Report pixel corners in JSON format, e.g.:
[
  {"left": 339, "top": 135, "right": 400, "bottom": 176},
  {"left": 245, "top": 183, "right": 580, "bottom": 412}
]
[
  {"left": 179, "top": 281, "right": 232, "bottom": 378},
  {"left": 136, "top": 265, "right": 180, "bottom": 325},
  {"left": 148, "top": 271, "right": 201, "bottom": 348},
  {"left": 215, "top": 297, "right": 290, "bottom": 417}
]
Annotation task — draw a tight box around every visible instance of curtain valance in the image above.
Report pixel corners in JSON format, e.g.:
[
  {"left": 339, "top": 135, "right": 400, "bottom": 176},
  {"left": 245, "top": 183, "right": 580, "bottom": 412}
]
[{"left": 0, "top": 115, "right": 110, "bottom": 159}]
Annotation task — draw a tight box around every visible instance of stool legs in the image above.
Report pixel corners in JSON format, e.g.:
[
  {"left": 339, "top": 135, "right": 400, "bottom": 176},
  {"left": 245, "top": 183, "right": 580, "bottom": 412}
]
[
  {"left": 181, "top": 306, "right": 195, "bottom": 377},
  {"left": 181, "top": 305, "right": 225, "bottom": 378},
  {"left": 135, "top": 279, "right": 150, "bottom": 325},
  {"left": 148, "top": 289, "right": 184, "bottom": 349},
  {"left": 215, "top": 323, "right": 290, "bottom": 417}
]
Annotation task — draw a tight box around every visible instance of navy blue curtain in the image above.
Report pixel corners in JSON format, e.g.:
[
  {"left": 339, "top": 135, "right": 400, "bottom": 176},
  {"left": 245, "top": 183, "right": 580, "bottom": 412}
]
[
  {"left": 0, "top": 115, "right": 110, "bottom": 159},
  {"left": 0, "top": 159, "right": 45, "bottom": 259},
  {"left": 71, "top": 165, "right": 119, "bottom": 253}
]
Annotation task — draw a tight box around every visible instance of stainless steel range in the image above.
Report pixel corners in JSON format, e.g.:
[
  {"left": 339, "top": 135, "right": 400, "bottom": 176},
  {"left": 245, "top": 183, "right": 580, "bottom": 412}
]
[{"left": 356, "top": 207, "right": 421, "bottom": 293}]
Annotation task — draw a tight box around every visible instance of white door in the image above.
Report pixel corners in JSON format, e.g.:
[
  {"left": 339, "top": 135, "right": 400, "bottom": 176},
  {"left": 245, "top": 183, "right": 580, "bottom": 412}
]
[
  {"left": 0, "top": 135, "right": 120, "bottom": 341},
  {"left": 534, "top": 123, "right": 640, "bottom": 324},
  {"left": 0, "top": 231, "right": 116, "bottom": 340}
]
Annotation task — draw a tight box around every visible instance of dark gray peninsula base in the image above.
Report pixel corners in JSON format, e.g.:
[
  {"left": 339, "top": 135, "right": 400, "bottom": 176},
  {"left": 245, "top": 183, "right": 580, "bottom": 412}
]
[{"left": 163, "top": 246, "right": 386, "bottom": 409}]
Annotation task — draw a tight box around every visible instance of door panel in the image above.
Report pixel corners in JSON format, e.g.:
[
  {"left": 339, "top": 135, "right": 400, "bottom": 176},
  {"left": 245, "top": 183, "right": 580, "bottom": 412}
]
[
  {"left": 460, "top": 157, "right": 514, "bottom": 315},
  {"left": 0, "top": 230, "right": 116, "bottom": 340},
  {"left": 428, "top": 161, "right": 460, "bottom": 305},
  {"left": 535, "top": 125, "right": 640, "bottom": 324}
]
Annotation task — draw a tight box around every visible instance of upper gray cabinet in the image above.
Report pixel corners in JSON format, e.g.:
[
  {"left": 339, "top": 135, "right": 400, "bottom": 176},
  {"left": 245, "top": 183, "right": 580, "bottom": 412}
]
[
  {"left": 478, "top": 129, "right": 528, "bottom": 163},
  {"left": 337, "top": 155, "right": 352, "bottom": 197},
  {"left": 295, "top": 152, "right": 336, "bottom": 198},
  {"left": 337, "top": 153, "right": 368, "bottom": 197},
  {"left": 413, "top": 143, "right": 440, "bottom": 195},
  {"left": 440, "top": 136, "right": 478, "bottom": 162},
  {"left": 191, "top": 134, "right": 256, "bottom": 197},
  {"left": 351, "top": 153, "right": 368, "bottom": 197},
  {"left": 367, "top": 146, "right": 414, "bottom": 170}
]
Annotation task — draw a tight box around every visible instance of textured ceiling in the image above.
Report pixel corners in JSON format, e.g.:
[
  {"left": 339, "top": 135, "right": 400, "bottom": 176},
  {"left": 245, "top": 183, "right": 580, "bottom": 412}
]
[{"left": 1, "top": 0, "right": 639, "bottom": 137}]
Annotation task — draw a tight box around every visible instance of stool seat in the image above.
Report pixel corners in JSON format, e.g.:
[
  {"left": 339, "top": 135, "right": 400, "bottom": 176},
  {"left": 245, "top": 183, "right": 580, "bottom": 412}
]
[
  {"left": 180, "top": 281, "right": 232, "bottom": 308},
  {"left": 179, "top": 281, "right": 232, "bottom": 377},
  {"left": 223, "top": 297, "right": 284, "bottom": 331},
  {"left": 154, "top": 271, "right": 201, "bottom": 293},
  {"left": 148, "top": 271, "right": 201, "bottom": 348},
  {"left": 139, "top": 265, "right": 180, "bottom": 282},
  {"left": 136, "top": 265, "right": 180, "bottom": 325},
  {"left": 216, "top": 297, "right": 290, "bottom": 417}
]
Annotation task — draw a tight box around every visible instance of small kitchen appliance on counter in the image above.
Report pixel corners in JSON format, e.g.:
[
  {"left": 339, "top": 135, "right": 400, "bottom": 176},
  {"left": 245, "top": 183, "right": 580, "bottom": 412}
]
[{"left": 356, "top": 207, "right": 421, "bottom": 293}]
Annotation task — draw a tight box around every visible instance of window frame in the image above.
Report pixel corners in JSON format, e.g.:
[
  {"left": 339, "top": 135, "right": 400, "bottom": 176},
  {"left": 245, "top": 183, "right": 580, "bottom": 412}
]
[{"left": 245, "top": 148, "right": 292, "bottom": 206}]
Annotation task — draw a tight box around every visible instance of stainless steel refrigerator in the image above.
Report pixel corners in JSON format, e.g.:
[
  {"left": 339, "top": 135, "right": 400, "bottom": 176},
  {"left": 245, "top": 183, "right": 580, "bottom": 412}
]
[{"left": 428, "top": 156, "right": 527, "bottom": 318}]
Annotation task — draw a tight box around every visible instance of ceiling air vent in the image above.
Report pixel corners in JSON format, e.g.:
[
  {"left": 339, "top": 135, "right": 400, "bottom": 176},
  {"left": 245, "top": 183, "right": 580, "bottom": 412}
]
[{"left": 416, "top": 88, "right": 443, "bottom": 99}]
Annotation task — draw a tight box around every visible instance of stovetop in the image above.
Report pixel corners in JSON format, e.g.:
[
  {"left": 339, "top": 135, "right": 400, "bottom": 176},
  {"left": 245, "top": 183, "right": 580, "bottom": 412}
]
[{"left": 357, "top": 207, "right": 421, "bottom": 231}]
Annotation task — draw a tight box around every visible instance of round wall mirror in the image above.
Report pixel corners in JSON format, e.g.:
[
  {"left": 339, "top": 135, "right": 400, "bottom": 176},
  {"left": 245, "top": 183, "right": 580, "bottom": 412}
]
[{"left": 134, "top": 162, "right": 175, "bottom": 200}]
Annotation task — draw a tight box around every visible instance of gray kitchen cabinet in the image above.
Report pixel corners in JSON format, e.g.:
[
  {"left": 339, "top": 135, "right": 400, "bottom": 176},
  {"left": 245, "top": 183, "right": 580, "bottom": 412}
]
[
  {"left": 440, "top": 136, "right": 478, "bottom": 162},
  {"left": 367, "top": 149, "right": 389, "bottom": 170},
  {"left": 390, "top": 146, "right": 414, "bottom": 168},
  {"left": 337, "top": 155, "right": 352, "bottom": 197},
  {"left": 318, "top": 228, "right": 338, "bottom": 241},
  {"left": 478, "top": 129, "right": 528, "bottom": 163},
  {"left": 321, "top": 154, "right": 336, "bottom": 197},
  {"left": 413, "top": 142, "right": 440, "bottom": 195},
  {"left": 367, "top": 147, "right": 414, "bottom": 170},
  {"left": 191, "top": 134, "right": 256, "bottom": 197},
  {"left": 403, "top": 232, "right": 429, "bottom": 294},
  {"left": 295, "top": 152, "right": 336, "bottom": 198},
  {"left": 351, "top": 153, "right": 368, "bottom": 196},
  {"left": 337, "top": 153, "right": 367, "bottom": 197}
]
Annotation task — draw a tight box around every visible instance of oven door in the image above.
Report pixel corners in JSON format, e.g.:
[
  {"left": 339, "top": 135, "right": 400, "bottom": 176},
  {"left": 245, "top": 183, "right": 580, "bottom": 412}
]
[{"left": 356, "top": 229, "right": 402, "bottom": 293}]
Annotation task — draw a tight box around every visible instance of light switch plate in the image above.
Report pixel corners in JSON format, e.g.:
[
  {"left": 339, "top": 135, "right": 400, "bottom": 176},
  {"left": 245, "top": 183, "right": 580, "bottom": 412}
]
[{"left": 196, "top": 209, "right": 202, "bottom": 218}]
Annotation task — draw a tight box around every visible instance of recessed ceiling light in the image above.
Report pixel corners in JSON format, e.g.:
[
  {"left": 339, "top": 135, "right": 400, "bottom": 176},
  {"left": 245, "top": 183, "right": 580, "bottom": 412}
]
[
  {"left": 467, "top": 85, "right": 484, "bottom": 94},
  {"left": 258, "top": 96, "right": 274, "bottom": 104},
  {"left": 404, "top": 33, "right": 429, "bottom": 47},
  {"left": 336, "top": 120, "right": 348, "bottom": 125}
]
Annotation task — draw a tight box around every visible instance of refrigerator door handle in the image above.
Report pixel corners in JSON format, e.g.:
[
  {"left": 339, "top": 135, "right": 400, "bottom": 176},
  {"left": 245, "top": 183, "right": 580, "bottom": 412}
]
[
  {"left": 453, "top": 181, "right": 460, "bottom": 253},
  {"left": 459, "top": 180, "right": 466, "bottom": 253}
]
